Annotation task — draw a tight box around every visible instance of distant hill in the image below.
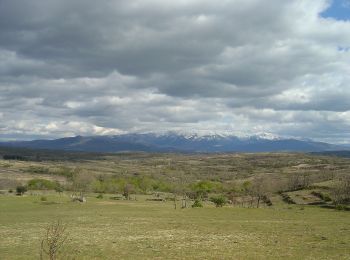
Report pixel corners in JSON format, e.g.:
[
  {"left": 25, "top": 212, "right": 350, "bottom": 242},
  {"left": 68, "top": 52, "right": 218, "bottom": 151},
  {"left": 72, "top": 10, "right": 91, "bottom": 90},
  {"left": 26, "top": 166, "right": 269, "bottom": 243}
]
[
  {"left": 312, "top": 150, "right": 350, "bottom": 158},
  {"left": 0, "top": 133, "right": 347, "bottom": 153}
]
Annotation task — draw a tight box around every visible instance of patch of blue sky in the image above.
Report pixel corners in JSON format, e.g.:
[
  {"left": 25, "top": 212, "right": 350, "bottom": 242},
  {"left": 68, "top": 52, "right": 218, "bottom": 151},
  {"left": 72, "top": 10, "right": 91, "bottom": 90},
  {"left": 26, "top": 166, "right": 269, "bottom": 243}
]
[
  {"left": 321, "top": 0, "right": 350, "bottom": 21},
  {"left": 337, "top": 46, "right": 350, "bottom": 51}
]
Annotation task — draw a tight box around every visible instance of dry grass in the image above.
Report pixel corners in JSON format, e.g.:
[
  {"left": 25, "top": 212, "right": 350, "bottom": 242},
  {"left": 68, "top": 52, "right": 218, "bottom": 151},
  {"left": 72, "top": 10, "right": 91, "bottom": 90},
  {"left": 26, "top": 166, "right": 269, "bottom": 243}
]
[
  {"left": 0, "top": 194, "right": 349, "bottom": 259},
  {"left": 1, "top": 152, "right": 349, "bottom": 259}
]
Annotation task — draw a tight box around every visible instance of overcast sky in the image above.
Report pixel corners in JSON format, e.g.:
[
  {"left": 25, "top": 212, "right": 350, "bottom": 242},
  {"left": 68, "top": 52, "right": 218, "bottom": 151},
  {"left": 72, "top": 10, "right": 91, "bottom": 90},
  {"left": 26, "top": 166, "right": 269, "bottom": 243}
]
[{"left": 0, "top": 0, "right": 350, "bottom": 143}]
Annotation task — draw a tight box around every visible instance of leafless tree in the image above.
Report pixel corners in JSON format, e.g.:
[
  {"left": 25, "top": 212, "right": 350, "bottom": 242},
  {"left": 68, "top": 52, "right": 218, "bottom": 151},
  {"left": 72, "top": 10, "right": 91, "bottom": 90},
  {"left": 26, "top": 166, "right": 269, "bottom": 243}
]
[
  {"left": 71, "top": 169, "right": 95, "bottom": 202},
  {"left": 123, "top": 183, "right": 135, "bottom": 200},
  {"left": 173, "top": 193, "right": 177, "bottom": 209},
  {"left": 40, "top": 220, "right": 68, "bottom": 260},
  {"left": 331, "top": 176, "right": 350, "bottom": 205},
  {"left": 249, "top": 177, "right": 271, "bottom": 208},
  {"left": 287, "top": 171, "right": 310, "bottom": 191}
]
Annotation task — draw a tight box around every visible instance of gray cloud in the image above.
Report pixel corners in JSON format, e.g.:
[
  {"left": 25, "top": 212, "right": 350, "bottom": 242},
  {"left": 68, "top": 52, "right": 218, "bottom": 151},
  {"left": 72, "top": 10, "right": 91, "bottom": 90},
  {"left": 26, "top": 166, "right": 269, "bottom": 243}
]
[{"left": 0, "top": 0, "right": 350, "bottom": 143}]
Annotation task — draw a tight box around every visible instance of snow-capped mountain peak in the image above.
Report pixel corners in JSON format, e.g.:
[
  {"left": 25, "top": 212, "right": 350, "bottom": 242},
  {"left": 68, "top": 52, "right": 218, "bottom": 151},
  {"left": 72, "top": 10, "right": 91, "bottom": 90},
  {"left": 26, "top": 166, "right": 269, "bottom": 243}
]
[{"left": 0, "top": 131, "right": 344, "bottom": 153}]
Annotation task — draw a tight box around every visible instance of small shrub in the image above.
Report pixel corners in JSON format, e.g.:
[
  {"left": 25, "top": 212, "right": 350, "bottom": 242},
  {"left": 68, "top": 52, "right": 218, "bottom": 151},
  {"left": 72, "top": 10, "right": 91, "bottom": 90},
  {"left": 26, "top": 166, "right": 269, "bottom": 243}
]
[
  {"left": 192, "top": 199, "right": 203, "bottom": 208},
  {"left": 323, "top": 194, "right": 332, "bottom": 202},
  {"left": 96, "top": 193, "right": 104, "bottom": 199},
  {"left": 40, "top": 220, "right": 68, "bottom": 260},
  {"left": 262, "top": 195, "right": 273, "bottom": 206},
  {"left": 210, "top": 196, "right": 227, "bottom": 207},
  {"left": 279, "top": 192, "right": 296, "bottom": 204},
  {"left": 16, "top": 185, "right": 27, "bottom": 195},
  {"left": 8, "top": 189, "right": 13, "bottom": 193},
  {"left": 311, "top": 191, "right": 332, "bottom": 202},
  {"left": 110, "top": 196, "right": 123, "bottom": 200},
  {"left": 55, "top": 185, "right": 64, "bottom": 194},
  {"left": 335, "top": 204, "right": 348, "bottom": 211},
  {"left": 41, "top": 196, "right": 48, "bottom": 202}
]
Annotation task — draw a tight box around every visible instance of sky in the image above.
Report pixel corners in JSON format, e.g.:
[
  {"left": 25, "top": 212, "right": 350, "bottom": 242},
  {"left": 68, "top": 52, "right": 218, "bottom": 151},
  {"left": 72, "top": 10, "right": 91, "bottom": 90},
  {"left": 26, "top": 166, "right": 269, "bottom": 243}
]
[{"left": 0, "top": 0, "right": 349, "bottom": 143}]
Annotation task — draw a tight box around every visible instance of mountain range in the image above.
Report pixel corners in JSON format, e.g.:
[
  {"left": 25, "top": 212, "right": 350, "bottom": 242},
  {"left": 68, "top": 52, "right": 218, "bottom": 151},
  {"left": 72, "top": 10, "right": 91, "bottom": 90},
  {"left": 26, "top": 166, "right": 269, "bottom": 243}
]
[{"left": 0, "top": 133, "right": 347, "bottom": 153}]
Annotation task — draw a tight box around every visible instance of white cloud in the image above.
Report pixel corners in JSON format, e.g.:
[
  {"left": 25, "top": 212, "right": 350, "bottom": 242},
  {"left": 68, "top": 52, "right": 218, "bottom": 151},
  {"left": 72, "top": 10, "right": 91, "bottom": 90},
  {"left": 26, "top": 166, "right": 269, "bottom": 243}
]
[{"left": 0, "top": 0, "right": 349, "bottom": 143}]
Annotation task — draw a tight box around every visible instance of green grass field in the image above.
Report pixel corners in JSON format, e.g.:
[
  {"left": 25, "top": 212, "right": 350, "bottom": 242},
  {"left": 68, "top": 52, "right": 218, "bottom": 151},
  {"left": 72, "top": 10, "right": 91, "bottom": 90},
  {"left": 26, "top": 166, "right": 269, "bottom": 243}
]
[{"left": 1, "top": 194, "right": 349, "bottom": 259}]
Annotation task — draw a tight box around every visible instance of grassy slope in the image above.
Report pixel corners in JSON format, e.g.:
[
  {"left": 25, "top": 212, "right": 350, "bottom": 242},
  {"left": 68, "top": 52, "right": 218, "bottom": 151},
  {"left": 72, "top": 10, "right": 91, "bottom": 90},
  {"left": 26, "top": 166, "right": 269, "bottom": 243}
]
[{"left": 1, "top": 195, "right": 349, "bottom": 259}]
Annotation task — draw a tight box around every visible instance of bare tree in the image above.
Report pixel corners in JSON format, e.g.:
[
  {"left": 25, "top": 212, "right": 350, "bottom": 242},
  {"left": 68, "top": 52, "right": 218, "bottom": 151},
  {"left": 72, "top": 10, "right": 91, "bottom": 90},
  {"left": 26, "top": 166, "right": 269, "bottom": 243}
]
[
  {"left": 71, "top": 169, "right": 94, "bottom": 202},
  {"left": 123, "top": 183, "right": 135, "bottom": 200},
  {"left": 179, "top": 172, "right": 189, "bottom": 209},
  {"left": 171, "top": 181, "right": 183, "bottom": 210},
  {"left": 287, "top": 173, "right": 301, "bottom": 191},
  {"left": 331, "top": 176, "right": 350, "bottom": 205},
  {"left": 249, "top": 177, "right": 271, "bottom": 208},
  {"left": 40, "top": 220, "right": 68, "bottom": 260},
  {"left": 301, "top": 171, "right": 311, "bottom": 189},
  {"left": 287, "top": 171, "right": 310, "bottom": 191},
  {"left": 173, "top": 193, "right": 177, "bottom": 209},
  {"left": 251, "top": 180, "right": 264, "bottom": 208}
]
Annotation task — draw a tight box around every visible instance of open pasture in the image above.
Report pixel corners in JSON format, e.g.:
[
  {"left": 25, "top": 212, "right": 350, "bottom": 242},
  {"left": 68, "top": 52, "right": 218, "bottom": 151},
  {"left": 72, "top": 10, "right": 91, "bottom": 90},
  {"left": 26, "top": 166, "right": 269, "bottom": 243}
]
[{"left": 0, "top": 194, "right": 349, "bottom": 259}]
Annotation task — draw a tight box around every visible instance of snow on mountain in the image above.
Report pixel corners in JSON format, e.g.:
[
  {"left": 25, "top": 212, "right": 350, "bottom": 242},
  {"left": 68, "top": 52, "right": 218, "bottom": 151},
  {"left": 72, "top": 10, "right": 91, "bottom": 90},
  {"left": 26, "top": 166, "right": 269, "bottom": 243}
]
[{"left": 0, "top": 132, "right": 346, "bottom": 153}]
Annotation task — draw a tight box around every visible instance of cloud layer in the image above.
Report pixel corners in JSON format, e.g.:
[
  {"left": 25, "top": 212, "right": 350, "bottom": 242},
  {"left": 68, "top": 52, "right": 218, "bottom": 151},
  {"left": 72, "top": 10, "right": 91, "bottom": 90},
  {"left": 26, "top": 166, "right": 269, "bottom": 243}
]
[{"left": 0, "top": 0, "right": 349, "bottom": 143}]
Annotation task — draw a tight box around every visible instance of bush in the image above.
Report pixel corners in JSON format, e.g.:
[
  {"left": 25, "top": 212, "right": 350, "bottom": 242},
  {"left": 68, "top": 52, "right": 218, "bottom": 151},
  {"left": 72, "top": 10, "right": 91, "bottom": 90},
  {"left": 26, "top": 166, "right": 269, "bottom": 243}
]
[
  {"left": 55, "top": 185, "right": 64, "bottom": 194},
  {"left": 191, "top": 181, "right": 223, "bottom": 199},
  {"left": 279, "top": 192, "right": 296, "bottom": 204},
  {"left": 110, "top": 196, "right": 123, "bottom": 200},
  {"left": 16, "top": 185, "right": 27, "bottom": 195},
  {"left": 311, "top": 191, "right": 332, "bottom": 202},
  {"left": 151, "top": 180, "right": 172, "bottom": 193},
  {"left": 192, "top": 199, "right": 203, "bottom": 208},
  {"left": 262, "top": 195, "right": 273, "bottom": 206},
  {"left": 335, "top": 204, "right": 349, "bottom": 211},
  {"left": 40, "top": 196, "right": 48, "bottom": 202},
  {"left": 96, "top": 193, "right": 104, "bottom": 199},
  {"left": 27, "top": 179, "right": 58, "bottom": 190},
  {"left": 210, "top": 196, "right": 227, "bottom": 207}
]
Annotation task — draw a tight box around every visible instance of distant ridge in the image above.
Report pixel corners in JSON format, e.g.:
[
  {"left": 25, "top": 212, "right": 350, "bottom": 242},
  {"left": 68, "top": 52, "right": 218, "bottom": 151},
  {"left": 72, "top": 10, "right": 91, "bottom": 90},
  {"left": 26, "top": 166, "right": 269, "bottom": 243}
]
[
  {"left": 0, "top": 133, "right": 347, "bottom": 153},
  {"left": 312, "top": 150, "right": 350, "bottom": 158}
]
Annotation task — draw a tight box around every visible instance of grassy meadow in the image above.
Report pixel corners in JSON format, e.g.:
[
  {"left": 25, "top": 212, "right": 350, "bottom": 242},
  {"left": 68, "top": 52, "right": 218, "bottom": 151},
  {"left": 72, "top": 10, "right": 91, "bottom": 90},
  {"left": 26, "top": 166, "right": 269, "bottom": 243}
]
[
  {"left": 1, "top": 193, "right": 349, "bottom": 260},
  {"left": 0, "top": 149, "right": 350, "bottom": 259}
]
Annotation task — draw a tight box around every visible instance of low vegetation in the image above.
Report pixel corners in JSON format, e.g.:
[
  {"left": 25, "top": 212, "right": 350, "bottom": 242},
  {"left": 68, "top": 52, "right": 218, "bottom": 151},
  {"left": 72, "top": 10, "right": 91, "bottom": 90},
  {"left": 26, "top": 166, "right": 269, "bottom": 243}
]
[
  {"left": 40, "top": 220, "right": 69, "bottom": 260},
  {"left": 210, "top": 195, "right": 227, "bottom": 207},
  {"left": 0, "top": 148, "right": 349, "bottom": 258}
]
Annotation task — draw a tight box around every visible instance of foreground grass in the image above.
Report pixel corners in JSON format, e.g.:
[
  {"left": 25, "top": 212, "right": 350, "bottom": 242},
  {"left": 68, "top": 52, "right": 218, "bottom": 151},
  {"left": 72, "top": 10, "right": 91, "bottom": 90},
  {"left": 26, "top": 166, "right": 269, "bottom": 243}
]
[{"left": 0, "top": 195, "right": 349, "bottom": 259}]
